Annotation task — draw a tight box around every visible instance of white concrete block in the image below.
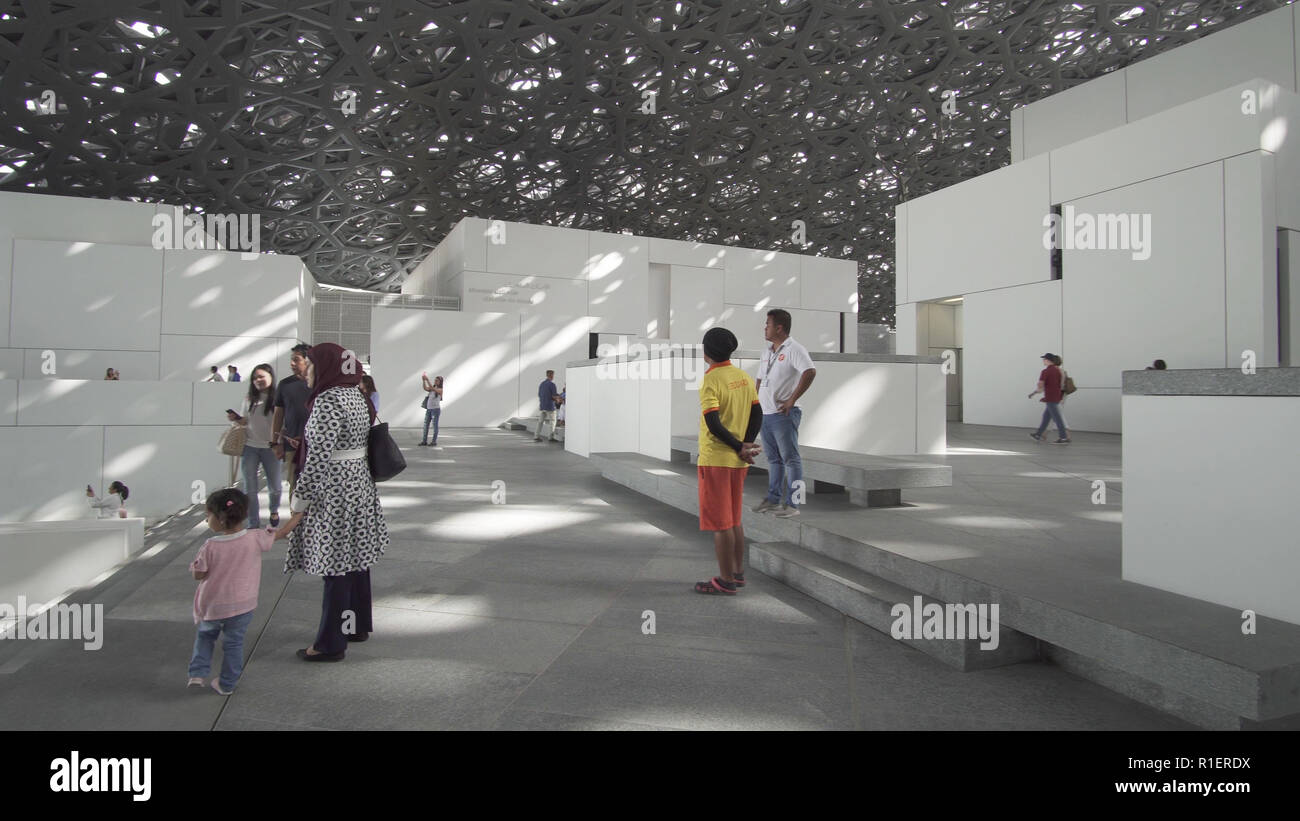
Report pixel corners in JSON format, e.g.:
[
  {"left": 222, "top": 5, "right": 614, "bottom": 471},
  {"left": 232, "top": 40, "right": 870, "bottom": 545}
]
[
  {"left": 159, "top": 334, "right": 286, "bottom": 384},
  {"left": 800, "top": 255, "right": 858, "bottom": 313},
  {"left": 460, "top": 271, "right": 588, "bottom": 317},
  {"left": 0, "top": 351, "right": 25, "bottom": 381},
  {"left": 194, "top": 382, "right": 253, "bottom": 427},
  {"left": 1061, "top": 162, "right": 1226, "bottom": 389},
  {"left": 484, "top": 222, "right": 589, "bottom": 278},
  {"left": 725, "top": 248, "right": 801, "bottom": 307},
  {"left": 906, "top": 153, "right": 1051, "bottom": 301},
  {"left": 786, "top": 308, "right": 840, "bottom": 353},
  {"left": 637, "top": 373, "right": 673, "bottom": 460},
  {"left": 1020, "top": 69, "right": 1128, "bottom": 159},
  {"left": 718, "top": 303, "right": 767, "bottom": 352},
  {"left": 894, "top": 303, "right": 918, "bottom": 356},
  {"left": 0, "top": 379, "right": 15, "bottom": 424},
  {"left": 16, "top": 380, "right": 193, "bottom": 426},
  {"left": 962, "top": 281, "right": 1061, "bottom": 428},
  {"left": 1123, "top": 394, "right": 1300, "bottom": 625},
  {"left": 104, "top": 425, "right": 236, "bottom": 520},
  {"left": 1125, "top": 7, "right": 1295, "bottom": 121},
  {"left": 1057, "top": 388, "right": 1121, "bottom": 434},
  {"left": 647, "top": 263, "right": 670, "bottom": 339},
  {"left": 796, "top": 361, "right": 917, "bottom": 455},
  {"left": 587, "top": 232, "right": 649, "bottom": 334},
  {"left": 0, "top": 519, "right": 145, "bottom": 614},
  {"left": 1224, "top": 151, "right": 1279, "bottom": 367},
  {"left": 915, "top": 363, "right": 948, "bottom": 454},
  {"left": 161, "top": 249, "right": 302, "bottom": 338},
  {"left": 22, "top": 349, "right": 159, "bottom": 381},
  {"left": 10, "top": 240, "right": 162, "bottom": 351},
  {"left": 669, "top": 264, "right": 726, "bottom": 341},
  {"left": 563, "top": 365, "right": 591, "bottom": 457},
  {"left": 0, "top": 426, "right": 104, "bottom": 521},
  {"left": 460, "top": 217, "right": 488, "bottom": 273},
  {"left": 895, "top": 202, "right": 909, "bottom": 306},
  {"left": 648, "top": 237, "right": 728, "bottom": 268}
]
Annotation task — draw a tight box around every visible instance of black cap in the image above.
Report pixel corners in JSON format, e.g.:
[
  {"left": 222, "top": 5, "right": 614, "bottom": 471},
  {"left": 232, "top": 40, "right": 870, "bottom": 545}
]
[
  {"left": 703, "top": 327, "right": 738, "bottom": 362},
  {"left": 1041, "top": 352, "right": 1056, "bottom": 360}
]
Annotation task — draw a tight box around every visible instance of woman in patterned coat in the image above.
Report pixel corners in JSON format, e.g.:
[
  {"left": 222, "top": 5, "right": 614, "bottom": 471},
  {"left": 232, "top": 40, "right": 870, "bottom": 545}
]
[{"left": 276, "top": 343, "right": 388, "bottom": 661}]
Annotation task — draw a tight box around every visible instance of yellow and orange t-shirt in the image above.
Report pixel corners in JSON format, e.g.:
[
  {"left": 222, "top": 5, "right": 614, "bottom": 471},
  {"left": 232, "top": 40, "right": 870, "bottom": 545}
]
[{"left": 698, "top": 361, "right": 759, "bottom": 468}]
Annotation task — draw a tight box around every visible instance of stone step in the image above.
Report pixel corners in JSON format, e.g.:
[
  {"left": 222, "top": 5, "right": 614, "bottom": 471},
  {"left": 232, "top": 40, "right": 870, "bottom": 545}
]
[
  {"left": 749, "top": 541, "right": 1039, "bottom": 671},
  {"left": 590, "top": 450, "right": 1300, "bottom": 729},
  {"left": 505, "top": 416, "right": 565, "bottom": 442}
]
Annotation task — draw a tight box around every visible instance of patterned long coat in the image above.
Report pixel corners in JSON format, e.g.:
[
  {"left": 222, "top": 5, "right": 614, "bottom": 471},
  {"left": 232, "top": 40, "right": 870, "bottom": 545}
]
[{"left": 285, "top": 386, "right": 389, "bottom": 576}]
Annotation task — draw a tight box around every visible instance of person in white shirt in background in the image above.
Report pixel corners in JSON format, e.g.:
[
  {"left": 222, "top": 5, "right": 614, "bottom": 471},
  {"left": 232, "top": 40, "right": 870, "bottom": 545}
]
[
  {"left": 752, "top": 308, "right": 817, "bottom": 518},
  {"left": 204, "top": 365, "right": 225, "bottom": 382},
  {"left": 86, "top": 481, "right": 129, "bottom": 518},
  {"left": 226, "top": 364, "right": 281, "bottom": 529}
]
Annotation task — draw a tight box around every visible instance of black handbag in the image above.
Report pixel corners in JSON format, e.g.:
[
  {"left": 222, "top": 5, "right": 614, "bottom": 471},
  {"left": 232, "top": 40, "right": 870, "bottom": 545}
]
[{"left": 367, "top": 421, "right": 406, "bottom": 482}]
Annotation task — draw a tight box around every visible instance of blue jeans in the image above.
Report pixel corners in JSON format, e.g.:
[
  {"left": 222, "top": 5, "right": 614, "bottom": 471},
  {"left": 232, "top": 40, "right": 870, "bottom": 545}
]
[
  {"left": 760, "top": 408, "right": 803, "bottom": 508},
  {"left": 422, "top": 407, "right": 441, "bottom": 444},
  {"left": 188, "top": 610, "right": 255, "bottom": 690},
  {"left": 240, "top": 445, "right": 281, "bottom": 527},
  {"left": 1035, "top": 402, "right": 1068, "bottom": 439}
]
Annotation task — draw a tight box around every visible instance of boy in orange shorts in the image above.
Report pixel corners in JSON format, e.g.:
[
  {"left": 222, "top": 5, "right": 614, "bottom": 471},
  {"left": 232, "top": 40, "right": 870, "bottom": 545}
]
[{"left": 694, "top": 327, "right": 763, "bottom": 595}]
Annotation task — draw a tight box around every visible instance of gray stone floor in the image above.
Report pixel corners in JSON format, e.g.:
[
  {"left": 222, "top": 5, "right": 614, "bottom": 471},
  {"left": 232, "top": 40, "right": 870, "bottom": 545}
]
[{"left": 0, "top": 425, "right": 1190, "bottom": 730}]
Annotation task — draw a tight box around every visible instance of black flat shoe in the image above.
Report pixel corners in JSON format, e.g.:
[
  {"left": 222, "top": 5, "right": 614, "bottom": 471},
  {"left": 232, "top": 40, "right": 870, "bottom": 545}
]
[
  {"left": 269, "top": 514, "right": 280, "bottom": 527},
  {"left": 296, "top": 647, "right": 344, "bottom": 662},
  {"left": 346, "top": 633, "right": 369, "bottom": 643}
]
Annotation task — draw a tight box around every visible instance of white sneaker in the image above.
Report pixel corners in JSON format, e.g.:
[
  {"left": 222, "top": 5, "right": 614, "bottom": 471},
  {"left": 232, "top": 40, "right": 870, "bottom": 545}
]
[
  {"left": 187, "top": 677, "right": 204, "bottom": 688},
  {"left": 210, "top": 680, "right": 234, "bottom": 696},
  {"left": 752, "top": 499, "right": 780, "bottom": 513},
  {"left": 773, "top": 505, "right": 800, "bottom": 518}
]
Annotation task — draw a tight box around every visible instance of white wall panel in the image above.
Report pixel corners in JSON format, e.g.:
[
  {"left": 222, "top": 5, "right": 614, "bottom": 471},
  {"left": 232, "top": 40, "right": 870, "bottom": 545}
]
[
  {"left": 11, "top": 240, "right": 162, "bottom": 351},
  {"left": 669, "top": 264, "right": 726, "bottom": 341},
  {"left": 1274, "top": 90, "right": 1300, "bottom": 231},
  {"left": 0, "top": 426, "right": 104, "bottom": 521},
  {"left": 724, "top": 248, "right": 801, "bottom": 307},
  {"left": 1125, "top": 7, "right": 1295, "bottom": 121},
  {"left": 460, "top": 217, "right": 489, "bottom": 273},
  {"left": 786, "top": 308, "right": 840, "bottom": 353},
  {"left": 1123, "top": 394, "right": 1300, "bottom": 625},
  {"left": 800, "top": 255, "right": 858, "bottom": 313},
  {"left": 563, "top": 365, "right": 591, "bottom": 457},
  {"left": 587, "top": 231, "right": 649, "bottom": 334},
  {"left": 906, "top": 153, "right": 1051, "bottom": 302},
  {"left": 636, "top": 373, "right": 673, "bottom": 460},
  {"left": 159, "top": 334, "right": 287, "bottom": 384},
  {"left": 369, "top": 308, "right": 520, "bottom": 428},
  {"left": 0, "top": 379, "right": 15, "bottom": 424},
  {"left": 0, "top": 193, "right": 157, "bottom": 246},
  {"left": 23, "top": 349, "right": 159, "bottom": 381},
  {"left": 925, "top": 304, "right": 957, "bottom": 349},
  {"left": 649, "top": 238, "right": 728, "bottom": 268},
  {"left": 515, "top": 314, "right": 596, "bottom": 418},
  {"left": 797, "top": 361, "right": 918, "bottom": 455},
  {"left": 193, "top": 381, "right": 250, "bottom": 428},
  {"left": 1021, "top": 69, "right": 1128, "bottom": 159},
  {"left": 1062, "top": 163, "right": 1226, "bottom": 389},
  {"left": 16, "top": 380, "right": 193, "bottom": 427},
  {"left": 646, "top": 263, "right": 670, "bottom": 339},
  {"left": 895, "top": 203, "right": 909, "bottom": 305},
  {"left": 460, "top": 271, "right": 588, "bottom": 317},
  {"left": 1049, "top": 82, "right": 1273, "bottom": 205},
  {"left": 894, "top": 302, "right": 918, "bottom": 355},
  {"left": 962, "top": 282, "right": 1061, "bottom": 428},
  {"left": 0, "top": 520, "right": 143, "bottom": 613},
  {"left": 915, "top": 364, "right": 947, "bottom": 453},
  {"left": 161, "top": 249, "right": 302, "bottom": 338},
  {"left": 587, "top": 365, "right": 639, "bottom": 453},
  {"left": 104, "top": 425, "right": 236, "bottom": 521},
  {"left": 842, "top": 315, "right": 858, "bottom": 354},
  {"left": 484, "top": 222, "right": 589, "bottom": 278},
  {"left": 1224, "top": 152, "right": 1279, "bottom": 367},
  {"left": 718, "top": 303, "right": 766, "bottom": 352},
  {"left": 0, "top": 351, "right": 25, "bottom": 381}
]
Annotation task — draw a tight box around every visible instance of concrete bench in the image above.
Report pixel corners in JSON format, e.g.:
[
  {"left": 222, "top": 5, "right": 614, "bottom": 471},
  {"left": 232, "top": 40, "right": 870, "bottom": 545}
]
[
  {"left": 669, "top": 435, "right": 951, "bottom": 507},
  {"left": 503, "top": 416, "right": 565, "bottom": 442}
]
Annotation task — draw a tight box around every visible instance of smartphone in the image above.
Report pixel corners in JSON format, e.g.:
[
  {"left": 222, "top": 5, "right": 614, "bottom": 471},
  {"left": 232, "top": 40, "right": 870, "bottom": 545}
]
[{"left": 226, "top": 409, "right": 241, "bottom": 418}]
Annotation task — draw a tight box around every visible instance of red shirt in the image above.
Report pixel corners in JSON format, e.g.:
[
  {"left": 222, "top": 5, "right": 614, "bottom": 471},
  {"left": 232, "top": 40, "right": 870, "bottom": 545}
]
[{"left": 1039, "top": 365, "right": 1063, "bottom": 403}]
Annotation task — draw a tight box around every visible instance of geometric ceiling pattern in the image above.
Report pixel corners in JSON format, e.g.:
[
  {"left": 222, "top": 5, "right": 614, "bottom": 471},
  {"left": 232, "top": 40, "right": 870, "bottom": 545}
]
[{"left": 0, "top": 1, "right": 1287, "bottom": 323}]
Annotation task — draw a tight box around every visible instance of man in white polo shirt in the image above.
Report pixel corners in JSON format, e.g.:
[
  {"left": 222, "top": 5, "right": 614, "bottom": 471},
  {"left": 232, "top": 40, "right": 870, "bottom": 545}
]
[{"left": 753, "top": 308, "right": 816, "bottom": 517}]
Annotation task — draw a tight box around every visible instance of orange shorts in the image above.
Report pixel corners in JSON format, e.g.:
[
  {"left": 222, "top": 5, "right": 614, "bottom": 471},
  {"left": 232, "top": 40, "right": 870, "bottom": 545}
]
[{"left": 698, "top": 465, "right": 748, "bottom": 531}]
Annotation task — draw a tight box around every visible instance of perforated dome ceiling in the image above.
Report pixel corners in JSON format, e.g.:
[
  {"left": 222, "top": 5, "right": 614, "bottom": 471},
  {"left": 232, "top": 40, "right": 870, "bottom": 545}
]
[{"left": 0, "top": 0, "right": 1285, "bottom": 322}]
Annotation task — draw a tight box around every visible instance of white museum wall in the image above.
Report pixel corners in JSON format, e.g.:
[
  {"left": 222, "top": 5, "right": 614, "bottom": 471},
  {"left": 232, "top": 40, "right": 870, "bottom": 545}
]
[
  {"left": 801, "top": 255, "right": 859, "bottom": 314},
  {"left": 1048, "top": 81, "right": 1288, "bottom": 205},
  {"left": 895, "top": 201, "right": 909, "bottom": 306},
  {"left": 563, "top": 365, "right": 591, "bottom": 457},
  {"left": 485, "top": 220, "right": 590, "bottom": 279},
  {"left": 0, "top": 379, "right": 15, "bottom": 423},
  {"left": 1061, "top": 162, "right": 1227, "bottom": 391},
  {"left": 0, "top": 351, "right": 20, "bottom": 380},
  {"left": 588, "top": 230, "right": 649, "bottom": 335},
  {"left": 0, "top": 518, "right": 146, "bottom": 624},
  {"left": 894, "top": 303, "right": 918, "bottom": 356},
  {"left": 514, "top": 313, "right": 597, "bottom": 418},
  {"left": 1057, "top": 387, "right": 1122, "bottom": 434},
  {"left": 19, "top": 348, "right": 159, "bottom": 381},
  {"left": 0, "top": 426, "right": 103, "bottom": 520},
  {"left": 11, "top": 239, "right": 163, "bottom": 351},
  {"left": 669, "top": 264, "right": 726, "bottom": 341},
  {"left": 636, "top": 372, "right": 673, "bottom": 461},
  {"left": 368, "top": 308, "right": 521, "bottom": 429},
  {"left": 587, "top": 364, "right": 640, "bottom": 454},
  {"left": 648, "top": 237, "right": 728, "bottom": 268},
  {"left": 1013, "top": 4, "right": 1297, "bottom": 156},
  {"left": 460, "top": 270, "right": 590, "bottom": 316},
  {"left": 724, "top": 248, "right": 803, "bottom": 307},
  {"left": 903, "top": 153, "right": 1051, "bottom": 302},
  {"left": 1224, "top": 151, "right": 1279, "bottom": 366},
  {"left": 962, "top": 282, "right": 1061, "bottom": 430},
  {"left": 15, "top": 380, "right": 193, "bottom": 426},
  {"left": 1123, "top": 394, "right": 1300, "bottom": 625},
  {"left": 1283, "top": 230, "right": 1300, "bottom": 365},
  {"left": 159, "top": 334, "right": 289, "bottom": 384},
  {"left": 647, "top": 263, "right": 670, "bottom": 338}
]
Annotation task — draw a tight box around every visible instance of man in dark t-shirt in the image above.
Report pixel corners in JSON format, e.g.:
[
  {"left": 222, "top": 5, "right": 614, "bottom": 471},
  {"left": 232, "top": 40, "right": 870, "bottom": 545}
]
[
  {"left": 1029, "top": 353, "right": 1069, "bottom": 443},
  {"left": 272, "top": 344, "right": 313, "bottom": 497},
  {"left": 535, "top": 369, "right": 560, "bottom": 442}
]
